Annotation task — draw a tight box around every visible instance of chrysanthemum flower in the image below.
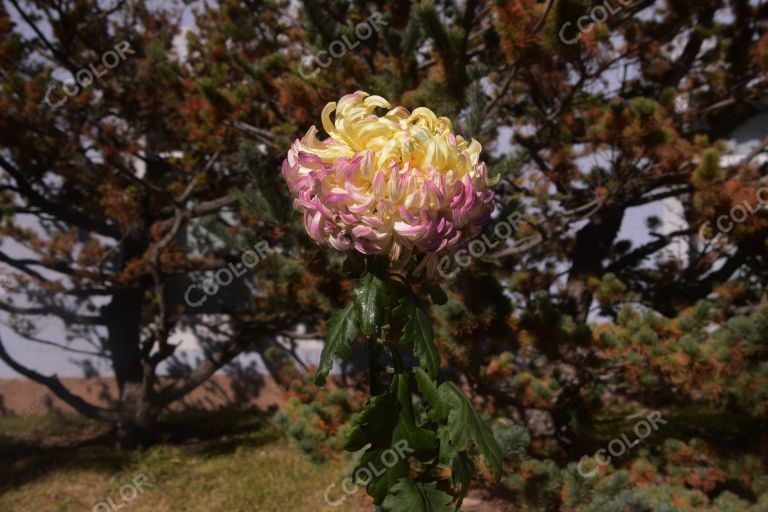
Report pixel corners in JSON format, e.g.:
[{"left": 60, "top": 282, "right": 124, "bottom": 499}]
[{"left": 282, "top": 91, "right": 496, "bottom": 276}]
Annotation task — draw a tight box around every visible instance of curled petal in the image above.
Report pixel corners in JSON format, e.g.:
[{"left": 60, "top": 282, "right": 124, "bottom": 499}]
[{"left": 281, "top": 91, "right": 497, "bottom": 275}]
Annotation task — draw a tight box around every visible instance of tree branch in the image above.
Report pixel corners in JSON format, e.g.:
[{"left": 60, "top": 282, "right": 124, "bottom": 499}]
[
  {"left": 0, "top": 301, "right": 105, "bottom": 325},
  {"left": 0, "top": 331, "right": 114, "bottom": 421},
  {"left": 155, "top": 333, "right": 253, "bottom": 407},
  {"left": 607, "top": 229, "right": 693, "bottom": 272},
  {"left": 0, "top": 157, "right": 120, "bottom": 238}
]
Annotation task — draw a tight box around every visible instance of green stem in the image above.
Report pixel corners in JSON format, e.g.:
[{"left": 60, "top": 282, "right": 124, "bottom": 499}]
[
  {"left": 368, "top": 332, "right": 382, "bottom": 396},
  {"left": 388, "top": 341, "right": 405, "bottom": 374}
]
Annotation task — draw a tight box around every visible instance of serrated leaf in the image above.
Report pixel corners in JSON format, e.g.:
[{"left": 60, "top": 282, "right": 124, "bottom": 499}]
[
  {"left": 436, "top": 423, "right": 458, "bottom": 465},
  {"left": 394, "top": 295, "right": 440, "bottom": 378},
  {"left": 346, "top": 376, "right": 435, "bottom": 504},
  {"left": 315, "top": 304, "right": 359, "bottom": 386},
  {"left": 353, "top": 272, "right": 388, "bottom": 336},
  {"left": 438, "top": 382, "right": 502, "bottom": 480},
  {"left": 344, "top": 391, "right": 399, "bottom": 451},
  {"left": 413, "top": 367, "right": 449, "bottom": 422},
  {"left": 393, "top": 374, "right": 437, "bottom": 461},
  {"left": 382, "top": 478, "right": 454, "bottom": 512},
  {"left": 357, "top": 447, "right": 409, "bottom": 504},
  {"left": 345, "top": 386, "right": 405, "bottom": 505}
]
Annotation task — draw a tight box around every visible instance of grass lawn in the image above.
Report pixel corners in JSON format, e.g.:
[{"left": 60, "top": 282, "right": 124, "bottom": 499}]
[{"left": 0, "top": 410, "right": 371, "bottom": 512}]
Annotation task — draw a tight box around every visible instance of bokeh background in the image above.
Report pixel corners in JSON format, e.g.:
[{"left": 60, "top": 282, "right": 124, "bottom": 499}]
[{"left": 1, "top": 0, "right": 768, "bottom": 510}]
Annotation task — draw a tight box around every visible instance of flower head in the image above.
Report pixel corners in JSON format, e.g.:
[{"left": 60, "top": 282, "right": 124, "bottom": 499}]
[{"left": 282, "top": 91, "right": 496, "bottom": 275}]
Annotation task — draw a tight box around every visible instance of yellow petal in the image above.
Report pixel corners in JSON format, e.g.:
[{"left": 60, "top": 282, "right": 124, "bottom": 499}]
[{"left": 321, "top": 102, "right": 337, "bottom": 136}]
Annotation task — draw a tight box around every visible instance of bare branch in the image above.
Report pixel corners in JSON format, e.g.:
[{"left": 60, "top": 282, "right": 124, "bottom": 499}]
[
  {"left": 0, "top": 156, "right": 120, "bottom": 238},
  {"left": 14, "top": 330, "right": 107, "bottom": 358},
  {"left": 531, "top": 0, "right": 555, "bottom": 35},
  {"left": 154, "top": 194, "right": 238, "bottom": 233},
  {"left": 606, "top": 229, "right": 693, "bottom": 272},
  {"left": 156, "top": 334, "right": 252, "bottom": 407},
  {"left": 0, "top": 301, "right": 105, "bottom": 325},
  {"left": 740, "top": 136, "right": 768, "bottom": 166},
  {"left": 0, "top": 330, "right": 114, "bottom": 421}
]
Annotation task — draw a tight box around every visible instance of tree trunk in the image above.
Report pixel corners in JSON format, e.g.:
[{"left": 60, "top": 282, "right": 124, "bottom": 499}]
[
  {"left": 115, "top": 380, "right": 158, "bottom": 448},
  {"left": 103, "top": 287, "right": 158, "bottom": 447}
]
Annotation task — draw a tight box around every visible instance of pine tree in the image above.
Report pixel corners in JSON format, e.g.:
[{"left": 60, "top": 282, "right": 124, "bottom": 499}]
[{"left": 2, "top": 0, "right": 768, "bottom": 508}]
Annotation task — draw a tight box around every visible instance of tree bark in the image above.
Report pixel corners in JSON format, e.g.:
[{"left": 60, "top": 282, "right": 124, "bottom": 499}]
[{"left": 103, "top": 285, "right": 157, "bottom": 447}]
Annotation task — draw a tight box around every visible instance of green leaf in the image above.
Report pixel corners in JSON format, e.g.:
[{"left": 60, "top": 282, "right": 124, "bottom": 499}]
[
  {"left": 413, "top": 367, "right": 449, "bottom": 422},
  {"left": 408, "top": 373, "right": 502, "bottom": 492},
  {"left": 438, "top": 382, "right": 502, "bottom": 480},
  {"left": 344, "top": 386, "right": 404, "bottom": 504},
  {"left": 382, "top": 478, "right": 454, "bottom": 512},
  {"left": 353, "top": 272, "right": 388, "bottom": 336},
  {"left": 357, "top": 447, "right": 409, "bottom": 504},
  {"left": 344, "top": 375, "right": 438, "bottom": 504},
  {"left": 345, "top": 376, "right": 436, "bottom": 504},
  {"left": 344, "top": 391, "right": 399, "bottom": 451},
  {"left": 436, "top": 424, "right": 458, "bottom": 465},
  {"left": 393, "top": 374, "right": 437, "bottom": 461},
  {"left": 451, "top": 452, "right": 474, "bottom": 510},
  {"left": 394, "top": 295, "right": 440, "bottom": 378},
  {"left": 315, "top": 304, "right": 359, "bottom": 386}
]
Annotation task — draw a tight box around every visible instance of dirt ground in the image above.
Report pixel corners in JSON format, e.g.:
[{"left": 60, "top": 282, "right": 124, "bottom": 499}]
[{"left": 0, "top": 373, "right": 286, "bottom": 416}]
